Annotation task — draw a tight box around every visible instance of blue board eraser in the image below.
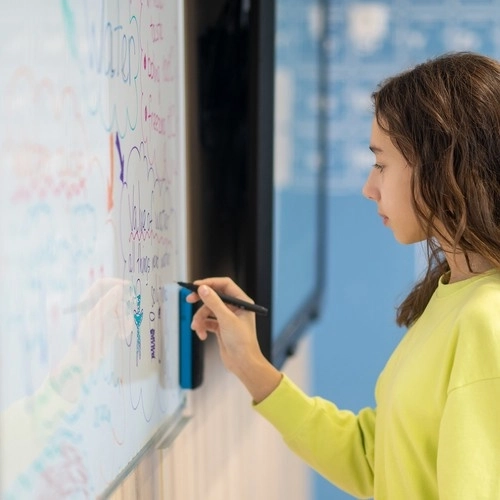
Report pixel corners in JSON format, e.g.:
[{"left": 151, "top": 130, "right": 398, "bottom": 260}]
[{"left": 179, "top": 288, "right": 204, "bottom": 389}]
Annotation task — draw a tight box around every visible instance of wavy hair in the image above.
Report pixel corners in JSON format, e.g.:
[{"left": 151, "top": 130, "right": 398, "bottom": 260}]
[{"left": 372, "top": 52, "right": 500, "bottom": 327}]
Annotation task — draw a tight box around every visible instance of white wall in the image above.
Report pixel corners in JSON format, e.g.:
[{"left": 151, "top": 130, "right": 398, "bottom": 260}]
[{"left": 109, "top": 336, "right": 312, "bottom": 500}]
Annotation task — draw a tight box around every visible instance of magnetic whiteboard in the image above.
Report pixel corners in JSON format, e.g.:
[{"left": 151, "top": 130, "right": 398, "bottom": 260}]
[{"left": 0, "top": 0, "right": 188, "bottom": 498}]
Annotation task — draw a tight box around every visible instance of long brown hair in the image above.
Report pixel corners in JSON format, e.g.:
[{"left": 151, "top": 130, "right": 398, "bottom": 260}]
[{"left": 372, "top": 52, "right": 500, "bottom": 327}]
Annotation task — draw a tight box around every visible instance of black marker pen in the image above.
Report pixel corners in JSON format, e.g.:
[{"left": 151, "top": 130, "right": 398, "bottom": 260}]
[{"left": 177, "top": 281, "right": 269, "bottom": 316}]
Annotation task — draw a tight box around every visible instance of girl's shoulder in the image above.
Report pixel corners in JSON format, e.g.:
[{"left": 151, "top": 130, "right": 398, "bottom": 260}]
[
  {"left": 447, "top": 273, "right": 500, "bottom": 389},
  {"left": 458, "top": 269, "right": 500, "bottom": 315}
]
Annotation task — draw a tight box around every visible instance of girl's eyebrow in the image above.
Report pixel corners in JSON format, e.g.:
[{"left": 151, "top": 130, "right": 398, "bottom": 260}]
[{"left": 369, "top": 145, "right": 383, "bottom": 153}]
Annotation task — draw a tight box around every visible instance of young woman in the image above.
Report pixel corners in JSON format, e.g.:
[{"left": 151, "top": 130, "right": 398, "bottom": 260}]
[{"left": 187, "top": 52, "right": 500, "bottom": 499}]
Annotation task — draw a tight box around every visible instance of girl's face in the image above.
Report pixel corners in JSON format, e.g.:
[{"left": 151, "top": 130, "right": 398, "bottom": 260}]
[{"left": 362, "top": 118, "right": 426, "bottom": 244}]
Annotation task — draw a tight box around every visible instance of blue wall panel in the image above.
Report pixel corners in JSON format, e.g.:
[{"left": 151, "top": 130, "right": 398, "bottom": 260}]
[{"left": 311, "top": 1, "right": 500, "bottom": 498}]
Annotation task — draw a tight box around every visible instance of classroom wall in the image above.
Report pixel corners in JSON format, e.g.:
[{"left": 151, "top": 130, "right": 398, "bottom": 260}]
[
  {"left": 313, "top": 1, "right": 500, "bottom": 499},
  {"left": 108, "top": 336, "right": 311, "bottom": 500}
]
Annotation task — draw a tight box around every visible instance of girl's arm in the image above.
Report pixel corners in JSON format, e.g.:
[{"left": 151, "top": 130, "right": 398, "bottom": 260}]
[{"left": 188, "top": 277, "right": 376, "bottom": 498}]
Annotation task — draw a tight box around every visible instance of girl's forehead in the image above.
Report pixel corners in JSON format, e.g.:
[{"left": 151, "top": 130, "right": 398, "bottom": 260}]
[
  {"left": 370, "top": 118, "right": 389, "bottom": 149},
  {"left": 370, "top": 118, "right": 410, "bottom": 163}
]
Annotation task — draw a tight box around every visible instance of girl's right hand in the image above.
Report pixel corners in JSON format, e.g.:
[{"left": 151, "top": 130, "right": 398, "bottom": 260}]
[
  {"left": 187, "top": 277, "right": 259, "bottom": 370},
  {"left": 187, "top": 277, "right": 282, "bottom": 403}
]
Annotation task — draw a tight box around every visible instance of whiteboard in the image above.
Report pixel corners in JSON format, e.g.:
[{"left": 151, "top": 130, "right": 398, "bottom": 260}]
[{"left": 0, "top": 0, "right": 188, "bottom": 498}]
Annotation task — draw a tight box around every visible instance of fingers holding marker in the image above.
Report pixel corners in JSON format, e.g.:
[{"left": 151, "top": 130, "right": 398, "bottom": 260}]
[
  {"left": 180, "top": 278, "right": 267, "bottom": 316},
  {"left": 190, "top": 285, "right": 228, "bottom": 340},
  {"left": 197, "top": 284, "right": 232, "bottom": 318},
  {"left": 182, "top": 278, "right": 266, "bottom": 379},
  {"left": 195, "top": 277, "right": 249, "bottom": 299},
  {"left": 181, "top": 278, "right": 262, "bottom": 350}
]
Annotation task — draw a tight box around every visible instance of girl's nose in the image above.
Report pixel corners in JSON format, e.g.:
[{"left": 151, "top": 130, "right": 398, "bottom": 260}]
[{"left": 362, "top": 169, "right": 379, "bottom": 201}]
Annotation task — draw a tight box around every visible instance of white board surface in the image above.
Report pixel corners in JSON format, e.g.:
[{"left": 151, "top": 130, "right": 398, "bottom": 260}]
[{"left": 0, "top": 0, "right": 188, "bottom": 497}]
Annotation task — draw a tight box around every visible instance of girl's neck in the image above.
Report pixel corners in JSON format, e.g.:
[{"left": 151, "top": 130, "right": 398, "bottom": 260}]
[{"left": 445, "top": 252, "right": 494, "bottom": 284}]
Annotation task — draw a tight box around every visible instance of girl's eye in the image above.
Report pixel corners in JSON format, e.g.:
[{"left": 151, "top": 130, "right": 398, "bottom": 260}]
[{"left": 373, "top": 163, "right": 385, "bottom": 172}]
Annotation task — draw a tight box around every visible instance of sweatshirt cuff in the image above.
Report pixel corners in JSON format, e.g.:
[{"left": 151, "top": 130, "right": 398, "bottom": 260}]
[{"left": 253, "top": 374, "right": 316, "bottom": 439}]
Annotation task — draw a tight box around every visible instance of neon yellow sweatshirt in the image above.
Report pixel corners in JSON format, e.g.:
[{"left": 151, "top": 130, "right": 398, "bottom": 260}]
[{"left": 255, "top": 270, "right": 500, "bottom": 499}]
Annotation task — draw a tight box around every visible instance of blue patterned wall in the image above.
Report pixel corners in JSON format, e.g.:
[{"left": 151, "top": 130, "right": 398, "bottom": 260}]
[
  {"left": 274, "top": 1, "right": 500, "bottom": 499},
  {"left": 327, "top": 0, "right": 500, "bottom": 199},
  {"left": 317, "top": 2, "right": 500, "bottom": 499}
]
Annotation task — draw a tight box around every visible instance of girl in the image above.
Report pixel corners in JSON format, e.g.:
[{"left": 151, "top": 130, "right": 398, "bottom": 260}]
[{"left": 187, "top": 52, "right": 500, "bottom": 499}]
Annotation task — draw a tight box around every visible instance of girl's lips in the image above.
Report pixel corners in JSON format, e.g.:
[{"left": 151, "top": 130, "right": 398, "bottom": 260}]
[{"left": 379, "top": 213, "right": 389, "bottom": 226}]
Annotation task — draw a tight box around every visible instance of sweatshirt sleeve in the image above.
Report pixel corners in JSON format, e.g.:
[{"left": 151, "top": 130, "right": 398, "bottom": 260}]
[
  {"left": 254, "top": 375, "right": 376, "bottom": 499},
  {"left": 437, "top": 378, "right": 500, "bottom": 499}
]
